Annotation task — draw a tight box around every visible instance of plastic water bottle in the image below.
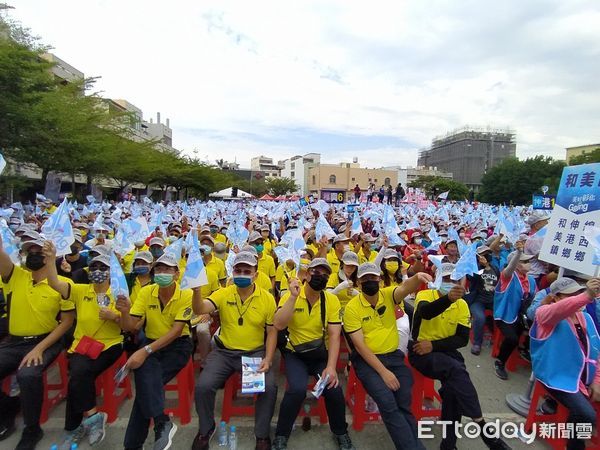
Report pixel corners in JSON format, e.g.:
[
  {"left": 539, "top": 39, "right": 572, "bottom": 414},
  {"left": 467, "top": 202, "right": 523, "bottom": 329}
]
[
  {"left": 229, "top": 425, "right": 237, "bottom": 450},
  {"left": 217, "top": 421, "right": 228, "bottom": 446}
]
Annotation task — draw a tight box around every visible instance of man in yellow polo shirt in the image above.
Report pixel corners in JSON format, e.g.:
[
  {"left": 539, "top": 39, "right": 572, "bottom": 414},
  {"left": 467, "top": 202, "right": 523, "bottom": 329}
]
[
  {"left": 273, "top": 259, "right": 354, "bottom": 450},
  {"left": 248, "top": 231, "right": 276, "bottom": 289},
  {"left": 200, "top": 235, "right": 227, "bottom": 287},
  {"left": 116, "top": 253, "right": 193, "bottom": 450},
  {"left": 343, "top": 263, "right": 430, "bottom": 450},
  {"left": 192, "top": 251, "right": 277, "bottom": 450},
  {"left": 0, "top": 237, "right": 75, "bottom": 449},
  {"left": 408, "top": 263, "right": 510, "bottom": 450}
]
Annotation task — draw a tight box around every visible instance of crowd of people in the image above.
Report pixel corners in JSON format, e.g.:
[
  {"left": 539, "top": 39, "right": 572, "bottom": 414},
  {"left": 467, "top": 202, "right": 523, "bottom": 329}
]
[{"left": 0, "top": 196, "right": 598, "bottom": 450}]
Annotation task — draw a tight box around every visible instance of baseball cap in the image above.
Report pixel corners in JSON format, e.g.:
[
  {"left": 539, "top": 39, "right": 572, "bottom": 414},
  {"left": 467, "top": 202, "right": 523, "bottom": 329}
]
[
  {"left": 21, "top": 230, "right": 42, "bottom": 241},
  {"left": 307, "top": 258, "right": 332, "bottom": 273},
  {"left": 154, "top": 253, "right": 179, "bottom": 268},
  {"left": 527, "top": 211, "right": 550, "bottom": 226},
  {"left": 259, "top": 225, "right": 270, "bottom": 232},
  {"left": 357, "top": 262, "right": 381, "bottom": 279},
  {"left": 383, "top": 248, "right": 401, "bottom": 260},
  {"left": 248, "top": 231, "right": 262, "bottom": 243},
  {"left": 476, "top": 245, "right": 491, "bottom": 255},
  {"left": 341, "top": 251, "right": 359, "bottom": 266},
  {"left": 21, "top": 239, "right": 45, "bottom": 251},
  {"left": 89, "top": 254, "right": 110, "bottom": 267},
  {"left": 362, "top": 233, "right": 376, "bottom": 242},
  {"left": 333, "top": 234, "right": 350, "bottom": 244},
  {"left": 200, "top": 226, "right": 211, "bottom": 234},
  {"left": 73, "top": 229, "right": 83, "bottom": 243},
  {"left": 440, "top": 263, "right": 456, "bottom": 278},
  {"left": 233, "top": 251, "right": 258, "bottom": 267},
  {"left": 550, "top": 278, "right": 585, "bottom": 295},
  {"left": 214, "top": 242, "right": 227, "bottom": 253},
  {"left": 199, "top": 235, "right": 215, "bottom": 244},
  {"left": 241, "top": 245, "right": 259, "bottom": 257},
  {"left": 507, "top": 251, "right": 534, "bottom": 265},
  {"left": 90, "top": 244, "right": 111, "bottom": 256},
  {"left": 149, "top": 237, "right": 165, "bottom": 247},
  {"left": 134, "top": 251, "right": 154, "bottom": 264}
]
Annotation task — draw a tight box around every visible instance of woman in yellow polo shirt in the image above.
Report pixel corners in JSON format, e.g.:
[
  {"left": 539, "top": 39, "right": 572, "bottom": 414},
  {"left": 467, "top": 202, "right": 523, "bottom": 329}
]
[
  {"left": 379, "top": 249, "right": 411, "bottom": 288},
  {"left": 326, "top": 251, "right": 360, "bottom": 310},
  {"left": 44, "top": 244, "right": 123, "bottom": 449}
]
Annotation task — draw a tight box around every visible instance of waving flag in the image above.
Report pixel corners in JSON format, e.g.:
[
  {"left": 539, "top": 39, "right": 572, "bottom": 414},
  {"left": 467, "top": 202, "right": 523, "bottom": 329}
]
[
  {"left": 113, "top": 227, "right": 134, "bottom": 255},
  {"left": 351, "top": 211, "right": 363, "bottom": 236},
  {"left": 41, "top": 198, "right": 75, "bottom": 257},
  {"left": 181, "top": 230, "right": 209, "bottom": 289},
  {"left": 427, "top": 226, "right": 442, "bottom": 252},
  {"left": 109, "top": 251, "right": 129, "bottom": 298},
  {"left": 164, "top": 237, "right": 184, "bottom": 259},
  {"left": 451, "top": 243, "right": 481, "bottom": 280},
  {"left": 428, "top": 254, "right": 445, "bottom": 290},
  {"left": 0, "top": 219, "right": 21, "bottom": 265},
  {"left": 0, "top": 152, "right": 6, "bottom": 175},
  {"left": 448, "top": 227, "right": 466, "bottom": 255},
  {"left": 437, "top": 191, "right": 449, "bottom": 200},
  {"left": 315, "top": 215, "right": 336, "bottom": 242}
]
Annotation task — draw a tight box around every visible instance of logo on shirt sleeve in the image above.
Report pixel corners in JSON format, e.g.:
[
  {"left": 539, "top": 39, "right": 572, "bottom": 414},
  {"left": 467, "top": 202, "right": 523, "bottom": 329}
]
[{"left": 183, "top": 307, "right": 192, "bottom": 319}]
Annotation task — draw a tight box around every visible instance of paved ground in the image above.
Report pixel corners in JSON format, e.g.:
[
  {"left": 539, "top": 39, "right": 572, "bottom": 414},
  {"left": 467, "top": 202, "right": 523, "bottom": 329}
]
[{"left": 2, "top": 341, "right": 555, "bottom": 450}]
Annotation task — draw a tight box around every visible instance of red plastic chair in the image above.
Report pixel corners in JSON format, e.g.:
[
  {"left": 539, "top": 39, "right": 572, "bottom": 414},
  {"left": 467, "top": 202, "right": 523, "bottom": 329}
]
[
  {"left": 525, "top": 381, "right": 569, "bottom": 450},
  {"left": 221, "top": 373, "right": 256, "bottom": 422},
  {"left": 164, "top": 358, "right": 195, "bottom": 425},
  {"left": 344, "top": 366, "right": 381, "bottom": 431},
  {"left": 95, "top": 352, "right": 132, "bottom": 423},
  {"left": 337, "top": 339, "right": 350, "bottom": 371},
  {"left": 408, "top": 364, "right": 442, "bottom": 420}
]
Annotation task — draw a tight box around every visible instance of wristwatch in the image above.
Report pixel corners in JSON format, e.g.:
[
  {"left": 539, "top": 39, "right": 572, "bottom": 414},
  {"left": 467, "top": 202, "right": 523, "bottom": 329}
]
[{"left": 144, "top": 345, "right": 153, "bottom": 355}]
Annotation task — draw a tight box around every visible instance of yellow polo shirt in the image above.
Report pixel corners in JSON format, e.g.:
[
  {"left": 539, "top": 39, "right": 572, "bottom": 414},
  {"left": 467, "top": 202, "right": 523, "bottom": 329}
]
[
  {"left": 214, "top": 233, "right": 227, "bottom": 245},
  {"left": 3, "top": 266, "right": 74, "bottom": 337},
  {"left": 130, "top": 284, "right": 193, "bottom": 339},
  {"left": 278, "top": 287, "right": 341, "bottom": 350},
  {"left": 343, "top": 286, "right": 400, "bottom": 354},
  {"left": 414, "top": 289, "right": 471, "bottom": 342},
  {"left": 205, "top": 255, "right": 227, "bottom": 282},
  {"left": 207, "top": 284, "right": 275, "bottom": 351},
  {"left": 68, "top": 284, "right": 123, "bottom": 352},
  {"left": 327, "top": 251, "right": 342, "bottom": 275},
  {"left": 130, "top": 277, "right": 152, "bottom": 304},
  {"left": 258, "top": 253, "right": 276, "bottom": 279},
  {"left": 358, "top": 249, "right": 378, "bottom": 265}
]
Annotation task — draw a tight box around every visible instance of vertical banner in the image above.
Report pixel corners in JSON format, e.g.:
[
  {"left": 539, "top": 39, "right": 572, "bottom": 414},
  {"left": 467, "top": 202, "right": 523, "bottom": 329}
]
[{"left": 44, "top": 171, "right": 62, "bottom": 202}]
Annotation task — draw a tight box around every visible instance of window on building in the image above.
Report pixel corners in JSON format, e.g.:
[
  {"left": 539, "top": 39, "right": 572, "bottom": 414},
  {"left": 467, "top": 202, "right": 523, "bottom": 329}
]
[
  {"left": 329, "top": 174, "right": 336, "bottom": 184},
  {"left": 312, "top": 175, "right": 316, "bottom": 185},
  {"left": 352, "top": 177, "right": 355, "bottom": 182},
  {"left": 384, "top": 177, "right": 391, "bottom": 186},
  {"left": 291, "top": 171, "right": 295, "bottom": 177},
  {"left": 374, "top": 178, "right": 378, "bottom": 183},
  {"left": 291, "top": 162, "right": 295, "bottom": 170}
]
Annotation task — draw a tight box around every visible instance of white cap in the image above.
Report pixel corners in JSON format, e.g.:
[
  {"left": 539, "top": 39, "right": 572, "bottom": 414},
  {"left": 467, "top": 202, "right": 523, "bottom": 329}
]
[
  {"left": 357, "top": 263, "right": 381, "bottom": 278},
  {"left": 550, "top": 278, "right": 585, "bottom": 295}
]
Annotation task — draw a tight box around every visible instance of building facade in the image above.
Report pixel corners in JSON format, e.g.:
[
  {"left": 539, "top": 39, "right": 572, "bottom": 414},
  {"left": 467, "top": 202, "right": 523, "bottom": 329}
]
[
  {"left": 308, "top": 162, "right": 398, "bottom": 203},
  {"left": 280, "top": 153, "right": 321, "bottom": 195},
  {"left": 417, "top": 127, "right": 516, "bottom": 189},
  {"left": 250, "top": 156, "right": 282, "bottom": 178},
  {"left": 566, "top": 143, "right": 599, "bottom": 165},
  {"left": 383, "top": 166, "right": 453, "bottom": 187}
]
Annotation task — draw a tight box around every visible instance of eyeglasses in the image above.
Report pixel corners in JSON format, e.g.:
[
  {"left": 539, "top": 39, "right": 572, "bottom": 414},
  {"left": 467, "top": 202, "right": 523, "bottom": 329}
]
[{"left": 308, "top": 268, "right": 330, "bottom": 276}]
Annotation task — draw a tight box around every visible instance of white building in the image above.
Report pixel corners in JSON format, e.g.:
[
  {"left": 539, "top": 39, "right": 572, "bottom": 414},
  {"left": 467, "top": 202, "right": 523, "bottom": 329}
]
[
  {"left": 42, "top": 53, "right": 84, "bottom": 83},
  {"left": 382, "top": 166, "right": 453, "bottom": 187},
  {"left": 280, "top": 153, "right": 321, "bottom": 195},
  {"left": 250, "top": 156, "right": 282, "bottom": 178}
]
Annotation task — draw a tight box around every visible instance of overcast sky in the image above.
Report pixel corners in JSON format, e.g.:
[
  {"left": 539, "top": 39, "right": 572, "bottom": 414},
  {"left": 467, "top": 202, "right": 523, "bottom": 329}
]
[{"left": 9, "top": 0, "right": 600, "bottom": 169}]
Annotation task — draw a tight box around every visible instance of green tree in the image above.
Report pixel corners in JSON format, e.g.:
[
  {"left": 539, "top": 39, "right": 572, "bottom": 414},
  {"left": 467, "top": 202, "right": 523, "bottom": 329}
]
[
  {"left": 408, "top": 176, "right": 469, "bottom": 200},
  {"left": 569, "top": 148, "right": 600, "bottom": 166},
  {"left": 479, "top": 156, "right": 565, "bottom": 205},
  {"left": 235, "top": 178, "right": 268, "bottom": 197},
  {"left": 266, "top": 177, "right": 298, "bottom": 196}
]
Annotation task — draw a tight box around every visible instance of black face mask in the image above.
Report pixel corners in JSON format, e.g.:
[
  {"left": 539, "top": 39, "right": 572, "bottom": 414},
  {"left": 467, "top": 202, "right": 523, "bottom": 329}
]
[
  {"left": 362, "top": 280, "right": 380, "bottom": 296},
  {"left": 308, "top": 274, "right": 329, "bottom": 291},
  {"left": 485, "top": 254, "right": 492, "bottom": 263},
  {"left": 26, "top": 253, "right": 45, "bottom": 271}
]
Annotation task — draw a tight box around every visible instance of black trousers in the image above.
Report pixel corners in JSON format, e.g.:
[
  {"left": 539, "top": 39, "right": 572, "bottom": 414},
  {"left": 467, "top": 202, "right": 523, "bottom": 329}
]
[
  {"left": 124, "top": 337, "right": 192, "bottom": 449},
  {"left": 275, "top": 351, "right": 347, "bottom": 438},
  {"left": 65, "top": 344, "right": 123, "bottom": 431},
  {"left": 0, "top": 337, "right": 64, "bottom": 428},
  {"left": 409, "top": 349, "right": 483, "bottom": 450},
  {"left": 495, "top": 320, "right": 525, "bottom": 364}
]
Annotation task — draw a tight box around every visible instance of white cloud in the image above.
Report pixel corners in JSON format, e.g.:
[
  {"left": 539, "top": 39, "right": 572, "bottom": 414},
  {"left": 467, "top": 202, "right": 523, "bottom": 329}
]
[{"left": 9, "top": 0, "right": 600, "bottom": 169}]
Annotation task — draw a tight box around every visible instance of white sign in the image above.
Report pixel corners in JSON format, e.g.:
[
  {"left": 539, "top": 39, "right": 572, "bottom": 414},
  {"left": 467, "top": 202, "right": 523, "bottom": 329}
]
[{"left": 539, "top": 163, "right": 600, "bottom": 276}]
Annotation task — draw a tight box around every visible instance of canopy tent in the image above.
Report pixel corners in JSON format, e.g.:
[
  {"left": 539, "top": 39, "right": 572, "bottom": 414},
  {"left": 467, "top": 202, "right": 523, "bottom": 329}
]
[
  {"left": 288, "top": 194, "right": 301, "bottom": 201},
  {"left": 274, "top": 195, "right": 287, "bottom": 201},
  {"left": 260, "top": 194, "right": 275, "bottom": 200},
  {"left": 208, "top": 187, "right": 254, "bottom": 200}
]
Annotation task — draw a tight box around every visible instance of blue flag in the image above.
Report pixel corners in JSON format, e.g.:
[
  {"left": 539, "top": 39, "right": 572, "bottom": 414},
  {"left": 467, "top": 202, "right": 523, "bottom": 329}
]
[
  {"left": 351, "top": 211, "right": 363, "bottom": 236},
  {"left": 315, "top": 215, "right": 336, "bottom": 242},
  {"left": 0, "top": 152, "right": 6, "bottom": 175},
  {"left": 109, "top": 251, "right": 129, "bottom": 298},
  {"left": 164, "top": 237, "right": 184, "bottom": 259},
  {"left": 41, "top": 198, "right": 74, "bottom": 257},
  {"left": 0, "top": 219, "right": 21, "bottom": 265},
  {"left": 427, "top": 226, "right": 442, "bottom": 252},
  {"left": 428, "top": 254, "right": 445, "bottom": 289},
  {"left": 451, "top": 243, "right": 480, "bottom": 280},
  {"left": 181, "top": 230, "right": 209, "bottom": 289},
  {"left": 448, "top": 227, "right": 466, "bottom": 256}
]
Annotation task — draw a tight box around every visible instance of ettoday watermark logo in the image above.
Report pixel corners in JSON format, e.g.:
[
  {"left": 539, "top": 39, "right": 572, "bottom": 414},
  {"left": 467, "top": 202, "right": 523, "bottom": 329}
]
[{"left": 418, "top": 420, "right": 593, "bottom": 443}]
